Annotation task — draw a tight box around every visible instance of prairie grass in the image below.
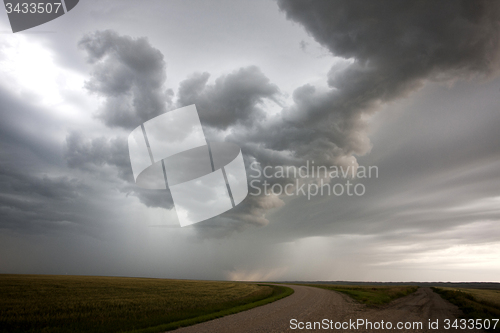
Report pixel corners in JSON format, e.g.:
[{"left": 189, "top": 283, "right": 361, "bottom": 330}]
[
  {"left": 127, "top": 284, "right": 293, "bottom": 333},
  {"left": 301, "top": 284, "right": 418, "bottom": 306},
  {"left": 0, "top": 274, "right": 288, "bottom": 333},
  {"left": 455, "top": 288, "right": 500, "bottom": 309},
  {"left": 432, "top": 287, "right": 500, "bottom": 332}
]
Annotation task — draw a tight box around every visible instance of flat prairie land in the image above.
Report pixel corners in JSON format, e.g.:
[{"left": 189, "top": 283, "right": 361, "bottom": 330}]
[
  {"left": 299, "top": 284, "right": 418, "bottom": 306},
  {"left": 0, "top": 274, "right": 289, "bottom": 333},
  {"left": 175, "top": 285, "right": 483, "bottom": 333},
  {"left": 453, "top": 288, "right": 500, "bottom": 309},
  {"left": 432, "top": 287, "right": 500, "bottom": 331}
]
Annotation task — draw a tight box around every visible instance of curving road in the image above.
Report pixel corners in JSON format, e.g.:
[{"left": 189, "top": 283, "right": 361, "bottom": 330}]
[{"left": 173, "top": 285, "right": 482, "bottom": 332}]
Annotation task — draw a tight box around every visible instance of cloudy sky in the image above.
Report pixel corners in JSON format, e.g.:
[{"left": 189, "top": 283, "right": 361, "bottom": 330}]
[{"left": 1, "top": 0, "right": 500, "bottom": 282}]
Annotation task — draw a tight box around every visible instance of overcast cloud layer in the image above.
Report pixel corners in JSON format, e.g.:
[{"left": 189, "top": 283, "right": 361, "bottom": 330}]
[{"left": 1, "top": 0, "right": 500, "bottom": 282}]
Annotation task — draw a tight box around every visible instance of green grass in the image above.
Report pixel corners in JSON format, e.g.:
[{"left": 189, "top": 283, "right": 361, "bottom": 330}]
[
  {"left": 126, "top": 284, "right": 294, "bottom": 333},
  {"left": 0, "top": 274, "right": 293, "bottom": 333},
  {"left": 300, "top": 284, "right": 418, "bottom": 306},
  {"left": 432, "top": 287, "right": 500, "bottom": 332}
]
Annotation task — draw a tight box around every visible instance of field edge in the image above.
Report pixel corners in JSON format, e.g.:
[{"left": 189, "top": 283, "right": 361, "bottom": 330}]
[
  {"left": 295, "top": 284, "right": 419, "bottom": 307},
  {"left": 122, "top": 284, "right": 294, "bottom": 333},
  {"left": 431, "top": 287, "right": 500, "bottom": 332}
]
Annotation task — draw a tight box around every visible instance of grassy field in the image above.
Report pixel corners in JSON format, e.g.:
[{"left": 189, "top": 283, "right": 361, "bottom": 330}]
[
  {"left": 0, "top": 274, "right": 293, "bottom": 333},
  {"left": 432, "top": 287, "right": 500, "bottom": 332},
  {"left": 301, "top": 284, "right": 418, "bottom": 306}
]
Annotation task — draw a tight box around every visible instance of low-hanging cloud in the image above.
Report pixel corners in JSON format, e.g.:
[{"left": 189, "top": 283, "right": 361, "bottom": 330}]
[
  {"left": 79, "top": 30, "right": 173, "bottom": 129},
  {"left": 215, "top": 0, "right": 500, "bottom": 231},
  {"left": 72, "top": 0, "right": 500, "bottom": 233},
  {"left": 276, "top": 0, "right": 500, "bottom": 123},
  {"left": 177, "top": 66, "right": 281, "bottom": 130},
  {"left": 65, "top": 132, "right": 175, "bottom": 210},
  {"left": 261, "top": 0, "right": 500, "bottom": 165}
]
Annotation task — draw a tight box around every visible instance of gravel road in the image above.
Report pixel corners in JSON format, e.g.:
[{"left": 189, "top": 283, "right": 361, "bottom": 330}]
[{"left": 173, "top": 285, "right": 483, "bottom": 332}]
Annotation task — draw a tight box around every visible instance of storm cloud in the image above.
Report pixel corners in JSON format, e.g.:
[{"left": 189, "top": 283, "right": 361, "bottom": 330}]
[
  {"left": 177, "top": 66, "right": 281, "bottom": 130},
  {"left": 199, "top": 0, "right": 500, "bottom": 229},
  {"left": 260, "top": 0, "right": 500, "bottom": 165},
  {"left": 2, "top": 0, "right": 500, "bottom": 282},
  {"left": 72, "top": 0, "right": 500, "bottom": 231},
  {"left": 79, "top": 30, "right": 173, "bottom": 129}
]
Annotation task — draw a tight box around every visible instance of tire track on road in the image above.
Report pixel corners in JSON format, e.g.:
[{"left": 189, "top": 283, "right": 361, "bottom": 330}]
[{"left": 172, "top": 285, "right": 482, "bottom": 332}]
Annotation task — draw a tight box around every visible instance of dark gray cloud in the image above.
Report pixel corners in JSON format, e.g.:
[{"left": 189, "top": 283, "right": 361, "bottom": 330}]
[
  {"left": 211, "top": 0, "right": 500, "bottom": 232},
  {"left": 1, "top": 1, "right": 500, "bottom": 281},
  {"left": 70, "top": 0, "right": 500, "bottom": 235},
  {"left": 65, "top": 132, "right": 130, "bottom": 178},
  {"left": 79, "top": 30, "right": 173, "bottom": 129},
  {"left": 173, "top": 67, "right": 288, "bottom": 230},
  {"left": 73, "top": 31, "right": 286, "bottom": 229},
  {"left": 73, "top": 1, "right": 500, "bottom": 234},
  {"left": 0, "top": 169, "right": 84, "bottom": 233},
  {"left": 177, "top": 66, "right": 281, "bottom": 130},
  {"left": 0, "top": 84, "right": 86, "bottom": 234},
  {"left": 0, "top": 83, "right": 126, "bottom": 237},
  {"left": 199, "top": 0, "right": 500, "bottom": 176},
  {"left": 256, "top": 0, "right": 500, "bottom": 166},
  {"left": 68, "top": 30, "right": 183, "bottom": 210},
  {"left": 0, "top": 166, "right": 81, "bottom": 201},
  {"left": 252, "top": 79, "right": 500, "bottom": 242},
  {"left": 280, "top": 0, "right": 500, "bottom": 74},
  {"left": 65, "top": 132, "right": 174, "bottom": 210}
]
